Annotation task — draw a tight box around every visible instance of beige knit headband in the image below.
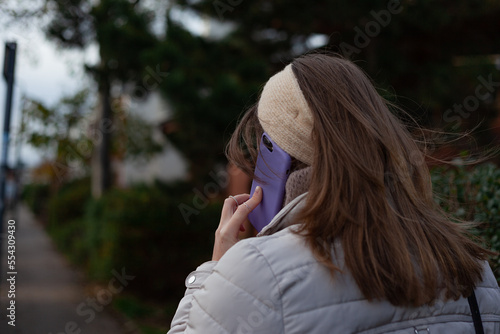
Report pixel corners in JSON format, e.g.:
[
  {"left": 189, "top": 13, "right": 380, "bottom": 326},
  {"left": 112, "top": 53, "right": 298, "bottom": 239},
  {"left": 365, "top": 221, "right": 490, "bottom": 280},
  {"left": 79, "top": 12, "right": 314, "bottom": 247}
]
[{"left": 257, "top": 64, "right": 314, "bottom": 165}]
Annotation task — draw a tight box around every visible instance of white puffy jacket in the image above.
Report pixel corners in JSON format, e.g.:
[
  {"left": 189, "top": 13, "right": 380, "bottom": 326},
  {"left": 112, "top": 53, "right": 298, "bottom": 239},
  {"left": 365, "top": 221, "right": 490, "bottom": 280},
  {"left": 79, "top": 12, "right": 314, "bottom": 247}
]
[{"left": 168, "top": 194, "right": 500, "bottom": 334}]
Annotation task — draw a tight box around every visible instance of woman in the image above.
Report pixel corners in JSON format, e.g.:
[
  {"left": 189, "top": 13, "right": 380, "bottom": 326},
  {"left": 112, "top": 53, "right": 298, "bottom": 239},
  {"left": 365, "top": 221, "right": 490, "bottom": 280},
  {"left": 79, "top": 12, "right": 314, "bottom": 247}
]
[{"left": 168, "top": 54, "right": 500, "bottom": 333}]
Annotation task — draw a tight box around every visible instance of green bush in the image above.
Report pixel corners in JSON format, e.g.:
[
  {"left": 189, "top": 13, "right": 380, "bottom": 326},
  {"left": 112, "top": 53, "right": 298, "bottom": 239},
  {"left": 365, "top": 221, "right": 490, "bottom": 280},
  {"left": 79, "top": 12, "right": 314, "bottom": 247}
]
[
  {"left": 47, "top": 177, "right": 91, "bottom": 229},
  {"left": 29, "top": 162, "right": 498, "bottom": 308},
  {"left": 431, "top": 163, "right": 500, "bottom": 280},
  {"left": 45, "top": 177, "right": 91, "bottom": 264},
  {"left": 24, "top": 177, "right": 221, "bottom": 302},
  {"left": 21, "top": 183, "right": 50, "bottom": 218},
  {"left": 83, "top": 182, "right": 222, "bottom": 301}
]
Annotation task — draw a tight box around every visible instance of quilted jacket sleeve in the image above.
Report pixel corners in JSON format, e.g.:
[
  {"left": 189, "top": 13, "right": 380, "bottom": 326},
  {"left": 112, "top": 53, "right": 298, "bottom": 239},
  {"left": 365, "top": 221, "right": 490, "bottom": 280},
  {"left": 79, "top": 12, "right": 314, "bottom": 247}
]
[
  {"left": 168, "top": 261, "right": 218, "bottom": 333},
  {"left": 167, "top": 240, "right": 284, "bottom": 334}
]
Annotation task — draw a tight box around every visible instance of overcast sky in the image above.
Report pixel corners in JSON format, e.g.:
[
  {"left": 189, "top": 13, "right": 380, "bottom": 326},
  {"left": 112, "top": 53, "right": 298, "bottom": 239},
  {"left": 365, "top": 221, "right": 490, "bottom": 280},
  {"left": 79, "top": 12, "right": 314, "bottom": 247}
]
[
  {"left": 0, "top": 2, "right": 209, "bottom": 168},
  {"left": 0, "top": 10, "right": 97, "bottom": 167},
  {"left": 0, "top": 2, "right": 320, "bottom": 168}
]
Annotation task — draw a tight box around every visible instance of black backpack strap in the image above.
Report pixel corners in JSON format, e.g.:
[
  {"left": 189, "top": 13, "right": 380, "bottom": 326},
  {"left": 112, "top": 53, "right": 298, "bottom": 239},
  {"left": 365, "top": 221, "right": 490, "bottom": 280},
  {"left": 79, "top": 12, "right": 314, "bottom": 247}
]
[{"left": 467, "top": 290, "right": 485, "bottom": 334}]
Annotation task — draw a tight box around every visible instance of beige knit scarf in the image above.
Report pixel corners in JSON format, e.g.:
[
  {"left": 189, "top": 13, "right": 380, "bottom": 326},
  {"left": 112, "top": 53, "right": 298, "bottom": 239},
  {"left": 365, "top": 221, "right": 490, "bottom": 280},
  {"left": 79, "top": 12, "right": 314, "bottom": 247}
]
[{"left": 284, "top": 166, "right": 312, "bottom": 207}]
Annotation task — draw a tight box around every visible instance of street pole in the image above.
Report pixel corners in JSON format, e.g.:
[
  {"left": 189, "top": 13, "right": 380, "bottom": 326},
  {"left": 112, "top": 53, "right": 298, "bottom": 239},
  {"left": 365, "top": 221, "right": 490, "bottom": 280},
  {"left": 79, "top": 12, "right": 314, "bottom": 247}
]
[
  {"left": 14, "top": 99, "right": 26, "bottom": 211},
  {"left": 1, "top": 42, "right": 17, "bottom": 283}
]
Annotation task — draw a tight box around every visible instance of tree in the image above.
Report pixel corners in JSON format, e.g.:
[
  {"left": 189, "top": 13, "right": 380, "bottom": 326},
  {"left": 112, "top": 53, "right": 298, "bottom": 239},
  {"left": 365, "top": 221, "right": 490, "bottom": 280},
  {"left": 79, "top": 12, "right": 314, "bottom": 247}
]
[
  {"left": 44, "top": 0, "right": 158, "bottom": 196},
  {"left": 20, "top": 89, "right": 93, "bottom": 183},
  {"left": 20, "top": 89, "right": 163, "bottom": 184},
  {"left": 153, "top": 19, "right": 270, "bottom": 182},
  {"left": 156, "top": 0, "right": 500, "bottom": 178}
]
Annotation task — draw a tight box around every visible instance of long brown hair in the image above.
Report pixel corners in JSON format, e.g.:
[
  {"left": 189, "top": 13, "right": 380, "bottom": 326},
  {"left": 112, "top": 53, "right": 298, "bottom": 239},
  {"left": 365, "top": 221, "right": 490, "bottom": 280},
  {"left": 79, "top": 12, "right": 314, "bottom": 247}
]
[{"left": 227, "top": 53, "right": 494, "bottom": 307}]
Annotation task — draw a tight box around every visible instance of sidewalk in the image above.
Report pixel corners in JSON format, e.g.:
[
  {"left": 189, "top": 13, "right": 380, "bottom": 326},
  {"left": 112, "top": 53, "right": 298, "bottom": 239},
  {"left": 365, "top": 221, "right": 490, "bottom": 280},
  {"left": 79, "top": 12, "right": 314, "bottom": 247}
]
[{"left": 0, "top": 204, "right": 133, "bottom": 334}]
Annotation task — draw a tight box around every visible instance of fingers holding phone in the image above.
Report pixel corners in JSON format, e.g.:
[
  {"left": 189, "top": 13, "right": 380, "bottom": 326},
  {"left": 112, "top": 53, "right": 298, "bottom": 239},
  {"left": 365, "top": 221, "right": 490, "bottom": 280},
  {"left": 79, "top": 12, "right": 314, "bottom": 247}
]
[{"left": 212, "top": 187, "right": 263, "bottom": 261}]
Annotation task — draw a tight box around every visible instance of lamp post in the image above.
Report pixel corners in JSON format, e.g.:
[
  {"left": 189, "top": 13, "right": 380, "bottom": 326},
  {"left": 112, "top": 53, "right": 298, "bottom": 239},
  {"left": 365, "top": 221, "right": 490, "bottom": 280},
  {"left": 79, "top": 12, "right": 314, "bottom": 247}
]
[{"left": 1, "top": 42, "right": 17, "bottom": 282}]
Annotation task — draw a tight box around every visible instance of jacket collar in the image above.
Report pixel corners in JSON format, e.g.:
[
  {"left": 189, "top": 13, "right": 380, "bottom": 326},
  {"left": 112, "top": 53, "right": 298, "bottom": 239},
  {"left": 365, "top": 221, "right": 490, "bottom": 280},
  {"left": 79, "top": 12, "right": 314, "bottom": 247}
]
[{"left": 257, "top": 192, "right": 308, "bottom": 237}]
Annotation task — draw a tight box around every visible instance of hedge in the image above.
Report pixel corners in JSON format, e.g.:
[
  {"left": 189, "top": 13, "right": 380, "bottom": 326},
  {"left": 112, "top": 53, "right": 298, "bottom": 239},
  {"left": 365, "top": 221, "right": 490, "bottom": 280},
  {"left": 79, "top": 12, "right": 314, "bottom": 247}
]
[
  {"left": 23, "top": 162, "right": 500, "bottom": 302},
  {"left": 82, "top": 182, "right": 222, "bottom": 300},
  {"left": 431, "top": 163, "right": 500, "bottom": 280},
  {"left": 26, "top": 180, "right": 221, "bottom": 302},
  {"left": 22, "top": 182, "right": 50, "bottom": 218}
]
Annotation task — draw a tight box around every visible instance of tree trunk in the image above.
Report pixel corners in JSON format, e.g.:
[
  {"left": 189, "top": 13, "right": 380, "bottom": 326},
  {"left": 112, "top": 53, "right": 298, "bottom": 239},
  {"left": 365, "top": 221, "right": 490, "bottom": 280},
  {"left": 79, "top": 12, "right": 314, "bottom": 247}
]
[{"left": 91, "top": 75, "right": 113, "bottom": 198}]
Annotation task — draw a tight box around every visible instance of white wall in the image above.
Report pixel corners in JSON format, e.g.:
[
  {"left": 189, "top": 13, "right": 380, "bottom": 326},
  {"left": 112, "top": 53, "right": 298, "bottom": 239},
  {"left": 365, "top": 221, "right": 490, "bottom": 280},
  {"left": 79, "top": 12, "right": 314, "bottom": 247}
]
[{"left": 116, "top": 91, "right": 188, "bottom": 186}]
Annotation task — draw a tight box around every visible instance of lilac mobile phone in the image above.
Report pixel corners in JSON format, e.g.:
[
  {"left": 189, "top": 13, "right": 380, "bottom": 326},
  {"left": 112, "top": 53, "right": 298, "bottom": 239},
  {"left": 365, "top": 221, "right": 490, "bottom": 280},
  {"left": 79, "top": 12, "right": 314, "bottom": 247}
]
[{"left": 248, "top": 132, "right": 292, "bottom": 232}]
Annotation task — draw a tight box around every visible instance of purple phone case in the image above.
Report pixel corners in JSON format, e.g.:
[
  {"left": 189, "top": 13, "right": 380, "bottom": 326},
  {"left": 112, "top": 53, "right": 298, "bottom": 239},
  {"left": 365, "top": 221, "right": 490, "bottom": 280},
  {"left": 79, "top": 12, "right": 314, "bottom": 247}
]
[{"left": 248, "top": 133, "right": 292, "bottom": 232}]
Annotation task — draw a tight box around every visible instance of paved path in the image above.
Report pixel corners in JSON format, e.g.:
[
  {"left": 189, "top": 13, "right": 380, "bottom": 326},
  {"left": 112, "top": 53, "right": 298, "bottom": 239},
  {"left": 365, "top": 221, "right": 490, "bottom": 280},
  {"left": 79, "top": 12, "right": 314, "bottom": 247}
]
[{"left": 0, "top": 205, "right": 134, "bottom": 334}]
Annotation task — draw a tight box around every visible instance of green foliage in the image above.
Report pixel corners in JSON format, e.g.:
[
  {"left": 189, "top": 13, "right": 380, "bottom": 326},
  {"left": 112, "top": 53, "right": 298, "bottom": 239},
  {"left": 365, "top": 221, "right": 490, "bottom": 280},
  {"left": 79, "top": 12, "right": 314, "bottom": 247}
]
[
  {"left": 36, "top": 178, "right": 221, "bottom": 301},
  {"left": 43, "top": 0, "right": 163, "bottom": 194},
  {"left": 431, "top": 163, "right": 500, "bottom": 280},
  {"left": 46, "top": 178, "right": 91, "bottom": 264},
  {"left": 24, "top": 161, "right": 500, "bottom": 332},
  {"left": 113, "top": 295, "right": 155, "bottom": 319},
  {"left": 49, "top": 217, "right": 88, "bottom": 265},
  {"left": 46, "top": 0, "right": 158, "bottom": 84},
  {"left": 89, "top": 0, "right": 158, "bottom": 83},
  {"left": 21, "top": 90, "right": 93, "bottom": 182},
  {"left": 21, "top": 183, "right": 51, "bottom": 217},
  {"left": 83, "top": 183, "right": 222, "bottom": 300},
  {"left": 138, "top": 325, "right": 167, "bottom": 334},
  {"left": 31, "top": 0, "right": 500, "bottom": 185},
  {"left": 22, "top": 89, "right": 90, "bottom": 150},
  {"left": 115, "top": 113, "right": 165, "bottom": 160},
  {"left": 163, "top": 0, "right": 500, "bottom": 177},
  {"left": 111, "top": 294, "right": 170, "bottom": 332},
  {"left": 154, "top": 19, "right": 270, "bottom": 180},
  {"left": 21, "top": 88, "right": 166, "bottom": 183},
  {"left": 45, "top": 0, "right": 93, "bottom": 48},
  {"left": 47, "top": 178, "right": 92, "bottom": 226}
]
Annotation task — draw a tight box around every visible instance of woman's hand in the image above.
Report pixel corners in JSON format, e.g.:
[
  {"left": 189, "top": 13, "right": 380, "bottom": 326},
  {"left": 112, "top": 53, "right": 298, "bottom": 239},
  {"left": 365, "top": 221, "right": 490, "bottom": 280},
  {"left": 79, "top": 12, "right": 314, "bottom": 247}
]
[{"left": 212, "top": 186, "right": 263, "bottom": 261}]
